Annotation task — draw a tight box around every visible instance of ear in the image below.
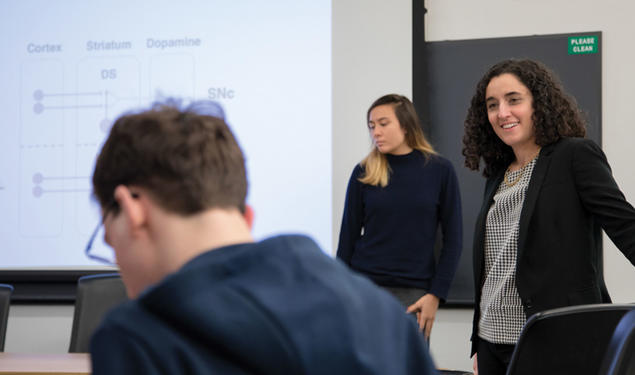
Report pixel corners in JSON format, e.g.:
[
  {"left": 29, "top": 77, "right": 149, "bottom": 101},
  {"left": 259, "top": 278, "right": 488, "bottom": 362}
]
[
  {"left": 243, "top": 204, "right": 255, "bottom": 230},
  {"left": 113, "top": 185, "right": 146, "bottom": 233}
]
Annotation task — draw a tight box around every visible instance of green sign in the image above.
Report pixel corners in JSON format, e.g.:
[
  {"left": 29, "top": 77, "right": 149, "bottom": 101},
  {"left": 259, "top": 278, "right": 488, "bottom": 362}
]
[{"left": 568, "top": 35, "right": 598, "bottom": 54}]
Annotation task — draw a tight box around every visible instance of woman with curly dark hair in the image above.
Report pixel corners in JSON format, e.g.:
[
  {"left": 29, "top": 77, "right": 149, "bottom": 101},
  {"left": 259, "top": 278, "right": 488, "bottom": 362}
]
[{"left": 463, "top": 59, "right": 635, "bottom": 375}]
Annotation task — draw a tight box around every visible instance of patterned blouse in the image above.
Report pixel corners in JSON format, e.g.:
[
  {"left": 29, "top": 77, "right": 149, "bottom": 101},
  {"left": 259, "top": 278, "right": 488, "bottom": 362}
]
[{"left": 478, "top": 157, "right": 538, "bottom": 344}]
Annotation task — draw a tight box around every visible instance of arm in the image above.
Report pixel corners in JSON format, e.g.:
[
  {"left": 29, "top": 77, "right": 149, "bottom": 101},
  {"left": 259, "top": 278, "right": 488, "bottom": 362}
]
[
  {"left": 573, "top": 139, "right": 635, "bottom": 265},
  {"left": 429, "top": 159, "right": 463, "bottom": 300},
  {"left": 336, "top": 166, "right": 364, "bottom": 265},
  {"left": 407, "top": 159, "right": 463, "bottom": 335}
]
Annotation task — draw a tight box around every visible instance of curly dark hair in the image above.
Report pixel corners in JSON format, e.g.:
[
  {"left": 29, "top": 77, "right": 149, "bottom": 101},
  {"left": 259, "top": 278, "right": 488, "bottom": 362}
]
[{"left": 462, "top": 59, "right": 586, "bottom": 177}]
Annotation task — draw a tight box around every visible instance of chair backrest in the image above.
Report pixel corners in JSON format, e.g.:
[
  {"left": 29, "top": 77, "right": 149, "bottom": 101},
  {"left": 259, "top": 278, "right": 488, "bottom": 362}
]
[
  {"left": 0, "top": 284, "right": 13, "bottom": 352},
  {"left": 506, "top": 303, "right": 635, "bottom": 375},
  {"left": 69, "top": 273, "right": 128, "bottom": 353},
  {"left": 599, "top": 308, "right": 635, "bottom": 375}
]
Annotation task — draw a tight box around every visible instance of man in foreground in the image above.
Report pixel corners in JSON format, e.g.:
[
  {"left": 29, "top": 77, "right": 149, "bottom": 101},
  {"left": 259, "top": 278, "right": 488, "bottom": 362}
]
[{"left": 89, "top": 100, "right": 437, "bottom": 374}]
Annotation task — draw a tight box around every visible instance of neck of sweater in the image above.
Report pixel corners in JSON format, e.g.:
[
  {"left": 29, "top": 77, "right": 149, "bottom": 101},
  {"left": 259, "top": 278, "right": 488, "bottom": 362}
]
[{"left": 385, "top": 150, "right": 418, "bottom": 164}]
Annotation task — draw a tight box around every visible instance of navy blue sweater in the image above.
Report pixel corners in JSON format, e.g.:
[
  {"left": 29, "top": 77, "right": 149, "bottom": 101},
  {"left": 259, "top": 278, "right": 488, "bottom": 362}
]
[
  {"left": 337, "top": 151, "right": 462, "bottom": 301},
  {"left": 90, "top": 235, "right": 437, "bottom": 374}
]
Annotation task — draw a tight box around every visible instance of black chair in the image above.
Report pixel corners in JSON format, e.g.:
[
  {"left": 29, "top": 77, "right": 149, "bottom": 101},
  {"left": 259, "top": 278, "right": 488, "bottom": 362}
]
[
  {"left": 506, "top": 303, "right": 635, "bottom": 375},
  {"left": 69, "top": 273, "right": 128, "bottom": 353},
  {"left": 599, "top": 308, "right": 635, "bottom": 375},
  {"left": 0, "top": 284, "right": 13, "bottom": 352}
]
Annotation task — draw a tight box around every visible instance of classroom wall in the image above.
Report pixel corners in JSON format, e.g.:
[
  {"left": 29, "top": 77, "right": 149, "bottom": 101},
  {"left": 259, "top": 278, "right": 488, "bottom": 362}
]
[{"left": 6, "top": 1, "right": 635, "bottom": 373}]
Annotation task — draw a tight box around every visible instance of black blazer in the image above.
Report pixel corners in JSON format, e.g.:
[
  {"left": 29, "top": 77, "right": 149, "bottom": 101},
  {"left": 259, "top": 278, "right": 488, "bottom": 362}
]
[{"left": 471, "top": 137, "right": 635, "bottom": 355}]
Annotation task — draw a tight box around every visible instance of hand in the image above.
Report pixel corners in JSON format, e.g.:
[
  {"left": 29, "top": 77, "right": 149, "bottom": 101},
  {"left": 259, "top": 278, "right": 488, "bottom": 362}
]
[
  {"left": 472, "top": 354, "right": 478, "bottom": 375},
  {"left": 406, "top": 293, "right": 439, "bottom": 338}
]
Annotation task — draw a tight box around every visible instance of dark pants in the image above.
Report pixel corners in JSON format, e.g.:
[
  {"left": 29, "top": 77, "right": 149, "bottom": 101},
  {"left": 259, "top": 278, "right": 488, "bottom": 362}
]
[
  {"left": 382, "top": 286, "right": 427, "bottom": 307},
  {"left": 477, "top": 339, "right": 515, "bottom": 375},
  {"left": 382, "top": 286, "right": 430, "bottom": 344}
]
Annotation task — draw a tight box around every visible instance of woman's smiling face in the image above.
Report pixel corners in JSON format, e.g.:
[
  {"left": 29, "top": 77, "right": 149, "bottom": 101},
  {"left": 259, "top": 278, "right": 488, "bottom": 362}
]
[{"left": 485, "top": 73, "right": 536, "bottom": 153}]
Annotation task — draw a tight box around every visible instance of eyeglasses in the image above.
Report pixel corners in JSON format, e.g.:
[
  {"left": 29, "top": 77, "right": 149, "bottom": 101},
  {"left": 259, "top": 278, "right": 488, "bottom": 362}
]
[{"left": 84, "top": 200, "right": 118, "bottom": 266}]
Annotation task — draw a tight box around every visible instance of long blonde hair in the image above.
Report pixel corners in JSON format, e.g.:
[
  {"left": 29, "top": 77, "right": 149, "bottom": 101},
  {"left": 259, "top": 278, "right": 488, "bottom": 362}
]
[{"left": 359, "top": 94, "right": 436, "bottom": 187}]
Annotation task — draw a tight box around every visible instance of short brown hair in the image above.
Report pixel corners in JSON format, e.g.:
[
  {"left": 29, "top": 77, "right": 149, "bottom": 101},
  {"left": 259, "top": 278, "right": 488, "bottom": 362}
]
[{"left": 92, "top": 100, "right": 247, "bottom": 214}]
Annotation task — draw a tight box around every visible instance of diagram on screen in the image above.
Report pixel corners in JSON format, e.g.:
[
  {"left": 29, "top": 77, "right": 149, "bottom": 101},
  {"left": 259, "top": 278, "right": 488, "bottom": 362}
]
[{"left": 20, "top": 54, "right": 195, "bottom": 238}]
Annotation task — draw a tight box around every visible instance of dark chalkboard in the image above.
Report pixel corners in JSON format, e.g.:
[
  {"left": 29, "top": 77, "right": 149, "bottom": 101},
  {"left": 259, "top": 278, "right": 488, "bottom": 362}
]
[{"left": 413, "top": 27, "right": 602, "bottom": 305}]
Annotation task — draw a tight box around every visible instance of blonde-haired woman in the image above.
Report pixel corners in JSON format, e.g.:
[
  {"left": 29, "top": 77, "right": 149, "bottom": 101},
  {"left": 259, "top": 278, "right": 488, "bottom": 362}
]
[{"left": 337, "top": 94, "right": 463, "bottom": 338}]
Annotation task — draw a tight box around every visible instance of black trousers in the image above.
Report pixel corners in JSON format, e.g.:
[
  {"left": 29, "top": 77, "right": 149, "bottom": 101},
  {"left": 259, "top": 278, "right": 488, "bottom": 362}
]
[{"left": 477, "top": 338, "right": 515, "bottom": 375}]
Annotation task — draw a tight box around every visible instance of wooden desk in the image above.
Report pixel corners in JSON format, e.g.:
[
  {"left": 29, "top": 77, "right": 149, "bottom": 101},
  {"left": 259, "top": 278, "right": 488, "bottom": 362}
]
[{"left": 0, "top": 353, "right": 91, "bottom": 375}]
